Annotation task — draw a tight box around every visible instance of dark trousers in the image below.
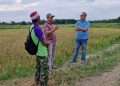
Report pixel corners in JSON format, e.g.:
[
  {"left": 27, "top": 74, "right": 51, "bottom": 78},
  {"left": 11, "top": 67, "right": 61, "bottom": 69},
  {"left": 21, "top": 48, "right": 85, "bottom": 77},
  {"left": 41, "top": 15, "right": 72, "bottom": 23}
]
[
  {"left": 35, "top": 56, "right": 49, "bottom": 85},
  {"left": 72, "top": 39, "right": 87, "bottom": 61}
]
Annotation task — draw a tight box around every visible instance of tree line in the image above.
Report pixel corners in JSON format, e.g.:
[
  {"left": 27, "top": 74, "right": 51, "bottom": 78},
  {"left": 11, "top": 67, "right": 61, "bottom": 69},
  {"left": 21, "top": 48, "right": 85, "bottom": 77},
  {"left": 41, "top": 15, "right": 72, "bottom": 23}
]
[
  {"left": 0, "top": 17, "right": 119, "bottom": 25},
  {"left": 90, "top": 17, "right": 120, "bottom": 23}
]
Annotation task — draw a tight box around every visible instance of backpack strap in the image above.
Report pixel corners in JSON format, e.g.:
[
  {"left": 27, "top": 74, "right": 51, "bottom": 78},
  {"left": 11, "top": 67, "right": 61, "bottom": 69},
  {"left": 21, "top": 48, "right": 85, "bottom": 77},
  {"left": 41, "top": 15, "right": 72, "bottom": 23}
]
[
  {"left": 29, "top": 25, "right": 39, "bottom": 46},
  {"left": 29, "top": 25, "right": 34, "bottom": 33}
]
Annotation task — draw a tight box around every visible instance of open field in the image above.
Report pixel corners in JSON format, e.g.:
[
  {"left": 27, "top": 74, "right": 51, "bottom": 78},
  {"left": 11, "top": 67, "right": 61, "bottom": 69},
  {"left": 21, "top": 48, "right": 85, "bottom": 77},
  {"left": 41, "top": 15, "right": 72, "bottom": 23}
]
[
  {"left": 0, "top": 23, "right": 120, "bottom": 30},
  {"left": 90, "top": 23, "right": 120, "bottom": 28},
  {"left": 0, "top": 24, "right": 120, "bottom": 82}
]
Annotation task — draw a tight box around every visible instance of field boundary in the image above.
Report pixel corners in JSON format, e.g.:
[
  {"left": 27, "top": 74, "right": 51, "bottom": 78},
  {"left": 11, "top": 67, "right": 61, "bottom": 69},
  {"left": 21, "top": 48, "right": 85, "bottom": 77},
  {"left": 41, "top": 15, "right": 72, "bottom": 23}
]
[
  {"left": 0, "top": 43, "right": 120, "bottom": 86},
  {"left": 52, "top": 43, "right": 120, "bottom": 86}
]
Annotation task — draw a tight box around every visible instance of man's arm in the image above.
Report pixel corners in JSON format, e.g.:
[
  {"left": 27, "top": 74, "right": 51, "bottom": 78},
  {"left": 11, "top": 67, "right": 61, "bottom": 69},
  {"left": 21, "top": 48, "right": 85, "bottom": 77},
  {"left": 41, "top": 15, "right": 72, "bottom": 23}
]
[
  {"left": 41, "top": 40, "right": 50, "bottom": 46},
  {"left": 34, "top": 27, "right": 50, "bottom": 46},
  {"left": 75, "top": 21, "right": 89, "bottom": 32},
  {"left": 75, "top": 27, "right": 88, "bottom": 31},
  {"left": 44, "top": 25, "right": 58, "bottom": 36},
  {"left": 75, "top": 21, "right": 87, "bottom": 31},
  {"left": 44, "top": 28, "right": 56, "bottom": 36}
]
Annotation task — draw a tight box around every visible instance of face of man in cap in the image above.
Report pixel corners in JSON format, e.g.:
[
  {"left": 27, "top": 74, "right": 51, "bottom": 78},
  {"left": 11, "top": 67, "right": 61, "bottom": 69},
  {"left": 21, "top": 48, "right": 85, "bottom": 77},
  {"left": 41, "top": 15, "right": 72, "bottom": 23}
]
[
  {"left": 80, "top": 12, "right": 87, "bottom": 21},
  {"left": 47, "top": 13, "right": 55, "bottom": 22}
]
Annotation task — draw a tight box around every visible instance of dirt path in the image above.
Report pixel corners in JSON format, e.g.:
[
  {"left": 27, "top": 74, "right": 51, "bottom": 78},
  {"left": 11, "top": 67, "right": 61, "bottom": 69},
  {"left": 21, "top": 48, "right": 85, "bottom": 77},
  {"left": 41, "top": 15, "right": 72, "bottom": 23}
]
[
  {"left": 1, "top": 65, "right": 120, "bottom": 86},
  {"left": 76, "top": 62, "right": 120, "bottom": 86},
  {"left": 0, "top": 44, "right": 120, "bottom": 86},
  {"left": 76, "top": 44, "right": 120, "bottom": 86},
  {"left": 0, "top": 75, "right": 55, "bottom": 86}
]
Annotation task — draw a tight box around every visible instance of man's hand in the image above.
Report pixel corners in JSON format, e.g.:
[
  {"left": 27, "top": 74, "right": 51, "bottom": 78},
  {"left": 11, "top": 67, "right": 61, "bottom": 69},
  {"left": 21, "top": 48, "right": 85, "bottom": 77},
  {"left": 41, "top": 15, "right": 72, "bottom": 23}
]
[
  {"left": 53, "top": 25, "right": 59, "bottom": 30},
  {"left": 44, "top": 25, "right": 59, "bottom": 36},
  {"left": 75, "top": 26, "right": 87, "bottom": 32},
  {"left": 75, "top": 28, "right": 80, "bottom": 31},
  {"left": 41, "top": 40, "right": 50, "bottom": 47}
]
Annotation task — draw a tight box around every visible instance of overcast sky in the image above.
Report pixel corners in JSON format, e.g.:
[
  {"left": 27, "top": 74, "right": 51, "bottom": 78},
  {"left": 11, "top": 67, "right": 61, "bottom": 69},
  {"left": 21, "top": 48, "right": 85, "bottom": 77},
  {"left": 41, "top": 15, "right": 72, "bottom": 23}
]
[{"left": 0, "top": 0, "right": 120, "bottom": 22}]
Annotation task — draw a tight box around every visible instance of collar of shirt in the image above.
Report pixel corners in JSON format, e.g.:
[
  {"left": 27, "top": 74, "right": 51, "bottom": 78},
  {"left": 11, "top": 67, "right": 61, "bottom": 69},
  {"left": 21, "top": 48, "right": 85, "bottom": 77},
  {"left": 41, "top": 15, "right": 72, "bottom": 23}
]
[
  {"left": 46, "top": 21, "right": 53, "bottom": 25},
  {"left": 33, "top": 22, "right": 38, "bottom": 26},
  {"left": 32, "top": 22, "right": 41, "bottom": 29},
  {"left": 79, "top": 20, "right": 86, "bottom": 22}
]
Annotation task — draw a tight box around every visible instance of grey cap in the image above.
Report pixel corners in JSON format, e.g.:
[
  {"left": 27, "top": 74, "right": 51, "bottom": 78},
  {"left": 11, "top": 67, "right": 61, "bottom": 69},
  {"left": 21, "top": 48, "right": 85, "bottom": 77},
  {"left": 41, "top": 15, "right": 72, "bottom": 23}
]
[
  {"left": 81, "top": 12, "right": 87, "bottom": 16},
  {"left": 46, "top": 13, "right": 55, "bottom": 18}
]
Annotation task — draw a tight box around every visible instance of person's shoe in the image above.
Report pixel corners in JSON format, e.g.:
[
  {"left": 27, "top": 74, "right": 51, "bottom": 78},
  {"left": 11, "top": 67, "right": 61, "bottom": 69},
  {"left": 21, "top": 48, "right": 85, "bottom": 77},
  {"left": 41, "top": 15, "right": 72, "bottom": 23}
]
[
  {"left": 78, "top": 60, "right": 85, "bottom": 64},
  {"left": 70, "top": 60, "right": 76, "bottom": 63},
  {"left": 35, "top": 81, "right": 39, "bottom": 86},
  {"left": 52, "top": 65, "right": 58, "bottom": 69},
  {"left": 35, "top": 77, "right": 39, "bottom": 86}
]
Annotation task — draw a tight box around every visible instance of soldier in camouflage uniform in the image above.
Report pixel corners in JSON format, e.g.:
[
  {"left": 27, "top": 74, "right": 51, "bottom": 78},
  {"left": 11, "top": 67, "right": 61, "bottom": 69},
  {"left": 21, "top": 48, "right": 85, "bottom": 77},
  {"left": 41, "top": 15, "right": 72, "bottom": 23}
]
[{"left": 30, "top": 11, "right": 50, "bottom": 86}]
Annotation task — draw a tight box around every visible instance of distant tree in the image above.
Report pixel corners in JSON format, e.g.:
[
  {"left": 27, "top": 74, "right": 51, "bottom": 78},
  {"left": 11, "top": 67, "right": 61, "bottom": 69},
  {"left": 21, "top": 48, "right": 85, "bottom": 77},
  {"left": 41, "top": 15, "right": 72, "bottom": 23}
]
[
  {"left": 53, "top": 19, "right": 77, "bottom": 24},
  {"left": 2, "top": 22, "right": 6, "bottom": 25},
  {"left": 20, "top": 21, "right": 27, "bottom": 25},
  {"left": 116, "top": 17, "right": 120, "bottom": 23},
  {"left": 0, "top": 17, "right": 120, "bottom": 25},
  {"left": 28, "top": 22, "right": 32, "bottom": 25},
  {"left": 40, "top": 20, "right": 46, "bottom": 24},
  {"left": 11, "top": 21, "right": 15, "bottom": 25},
  {"left": 90, "top": 16, "right": 120, "bottom": 23}
]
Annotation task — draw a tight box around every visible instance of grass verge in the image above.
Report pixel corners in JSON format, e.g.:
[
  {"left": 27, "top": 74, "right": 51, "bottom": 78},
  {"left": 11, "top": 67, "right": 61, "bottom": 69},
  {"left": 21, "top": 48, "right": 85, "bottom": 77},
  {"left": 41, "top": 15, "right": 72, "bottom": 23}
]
[{"left": 52, "top": 43, "right": 120, "bottom": 86}]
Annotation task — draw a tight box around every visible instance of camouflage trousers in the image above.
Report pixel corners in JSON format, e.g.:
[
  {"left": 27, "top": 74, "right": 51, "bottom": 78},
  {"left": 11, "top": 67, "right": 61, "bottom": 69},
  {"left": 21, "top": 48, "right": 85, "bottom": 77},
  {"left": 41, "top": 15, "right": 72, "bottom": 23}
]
[{"left": 35, "top": 56, "right": 49, "bottom": 86}]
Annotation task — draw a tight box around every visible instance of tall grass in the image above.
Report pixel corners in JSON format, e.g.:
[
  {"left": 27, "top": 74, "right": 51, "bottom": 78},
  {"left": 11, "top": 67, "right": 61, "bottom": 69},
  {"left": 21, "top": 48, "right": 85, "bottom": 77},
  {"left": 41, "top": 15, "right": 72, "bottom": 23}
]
[
  {"left": 90, "top": 23, "right": 120, "bottom": 28},
  {"left": 0, "top": 25, "right": 120, "bottom": 80}
]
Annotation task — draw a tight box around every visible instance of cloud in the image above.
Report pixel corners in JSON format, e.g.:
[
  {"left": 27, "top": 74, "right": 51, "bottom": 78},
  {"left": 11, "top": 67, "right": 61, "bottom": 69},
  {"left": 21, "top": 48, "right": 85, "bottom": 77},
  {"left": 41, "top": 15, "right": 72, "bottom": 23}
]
[
  {"left": 0, "top": 0, "right": 120, "bottom": 22},
  {"left": 0, "top": 0, "right": 40, "bottom": 11},
  {"left": 15, "top": 0, "right": 22, "bottom": 4}
]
